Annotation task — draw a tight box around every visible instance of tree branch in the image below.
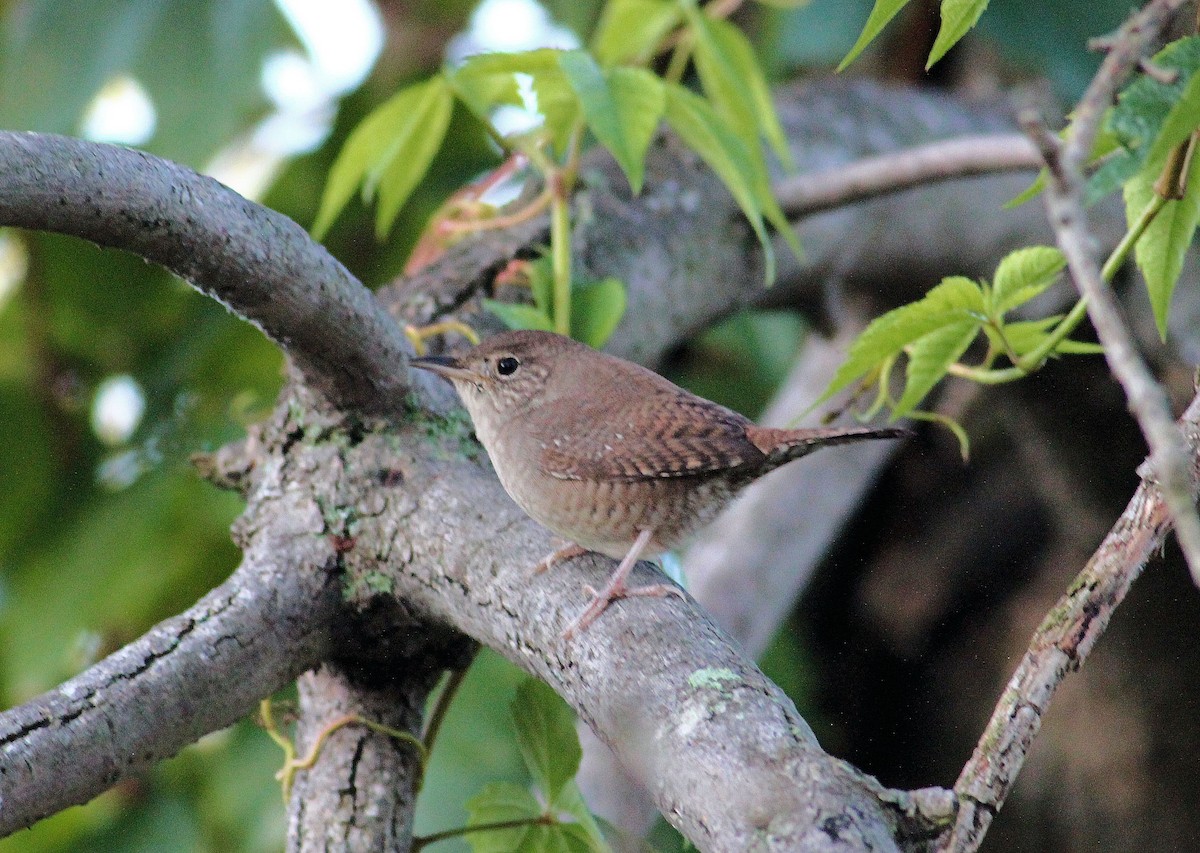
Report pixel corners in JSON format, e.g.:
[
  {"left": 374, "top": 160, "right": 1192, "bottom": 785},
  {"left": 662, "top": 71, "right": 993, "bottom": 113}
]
[
  {"left": 0, "top": 131, "right": 415, "bottom": 416},
  {"left": 774, "top": 133, "right": 1041, "bottom": 219},
  {"left": 1020, "top": 0, "right": 1200, "bottom": 587},
  {"left": 0, "top": 520, "right": 341, "bottom": 835},
  {"left": 943, "top": 389, "right": 1200, "bottom": 852}
]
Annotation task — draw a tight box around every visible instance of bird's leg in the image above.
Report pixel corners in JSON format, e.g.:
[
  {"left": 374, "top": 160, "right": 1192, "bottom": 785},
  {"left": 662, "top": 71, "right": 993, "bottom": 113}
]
[
  {"left": 562, "top": 529, "right": 685, "bottom": 639},
  {"left": 530, "top": 541, "right": 589, "bottom": 576}
]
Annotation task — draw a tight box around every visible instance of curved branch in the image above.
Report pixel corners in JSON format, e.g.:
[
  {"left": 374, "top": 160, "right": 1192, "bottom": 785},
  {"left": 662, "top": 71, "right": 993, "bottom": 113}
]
[
  {"left": 774, "top": 133, "right": 1042, "bottom": 219},
  {"left": 944, "top": 390, "right": 1200, "bottom": 852},
  {"left": 0, "top": 131, "right": 414, "bottom": 416},
  {"left": 0, "top": 525, "right": 341, "bottom": 835}
]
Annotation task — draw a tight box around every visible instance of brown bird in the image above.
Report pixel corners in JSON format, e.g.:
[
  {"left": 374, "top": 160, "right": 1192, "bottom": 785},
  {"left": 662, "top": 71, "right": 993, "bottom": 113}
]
[{"left": 412, "top": 330, "right": 905, "bottom": 637}]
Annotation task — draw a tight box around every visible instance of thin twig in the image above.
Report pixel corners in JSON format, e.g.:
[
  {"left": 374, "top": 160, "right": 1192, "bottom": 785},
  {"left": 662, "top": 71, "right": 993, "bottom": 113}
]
[
  {"left": 1021, "top": 0, "right": 1200, "bottom": 590},
  {"left": 421, "top": 663, "right": 472, "bottom": 755},
  {"left": 774, "top": 134, "right": 1042, "bottom": 219},
  {"left": 942, "top": 391, "right": 1200, "bottom": 852}
]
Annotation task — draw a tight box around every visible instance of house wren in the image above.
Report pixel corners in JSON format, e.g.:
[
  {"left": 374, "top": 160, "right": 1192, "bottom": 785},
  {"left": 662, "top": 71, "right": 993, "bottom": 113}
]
[{"left": 411, "top": 330, "right": 905, "bottom": 637}]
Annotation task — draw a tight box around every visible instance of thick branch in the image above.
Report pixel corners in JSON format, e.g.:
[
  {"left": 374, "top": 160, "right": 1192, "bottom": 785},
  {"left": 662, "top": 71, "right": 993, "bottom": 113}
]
[
  {"left": 0, "top": 524, "right": 341, "bottom": 835},
  {"left": 0, "top": 131, "right": 414, "bottom": 416},
  {"left": 288, "top": 667, "right": 434, "bottom": 852},
  {"left": 943, "top": 390, "right": 1200, "bottom": 852},
  {"left": 328, "top": 413, "right": 951, "bottom": 849}
]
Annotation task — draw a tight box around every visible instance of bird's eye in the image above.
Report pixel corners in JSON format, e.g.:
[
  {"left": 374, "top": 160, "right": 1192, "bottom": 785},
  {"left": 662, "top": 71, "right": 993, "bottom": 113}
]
[{"left": 497, "top": 356, "right": 520, "bottom": 376}]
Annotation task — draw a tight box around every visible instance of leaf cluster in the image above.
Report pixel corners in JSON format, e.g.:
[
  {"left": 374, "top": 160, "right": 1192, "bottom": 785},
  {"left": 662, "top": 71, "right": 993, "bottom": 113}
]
[
  {"left": 312, "top": 0, "right": 800, "bottom": 283},
  {"left": 814, "top": 247, "right": 1101, "bottom": 456},
  {"left": 839, "top": 0, "right": 989, "bottom": 72},
  {"left": 460, "top": 679, "right": 609, "bottom": 852}
]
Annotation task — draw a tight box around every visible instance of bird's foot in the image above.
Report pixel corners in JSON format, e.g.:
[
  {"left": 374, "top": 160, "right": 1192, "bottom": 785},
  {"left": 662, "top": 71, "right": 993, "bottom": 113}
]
[
  {"left": 529, "top": 542, "right": 589, "bottom": 577},
  {"left": 562, "top": 578, "right": 685, "bottom": 640}
]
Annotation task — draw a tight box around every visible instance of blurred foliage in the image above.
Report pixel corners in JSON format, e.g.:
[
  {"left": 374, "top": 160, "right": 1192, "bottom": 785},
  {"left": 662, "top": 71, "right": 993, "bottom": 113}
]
[
  {"left": 0, "top": 0, "right": 295, "bottom": 165},
  {"left": 0, "top": 0, "right": 1151, "bottom": 851}
]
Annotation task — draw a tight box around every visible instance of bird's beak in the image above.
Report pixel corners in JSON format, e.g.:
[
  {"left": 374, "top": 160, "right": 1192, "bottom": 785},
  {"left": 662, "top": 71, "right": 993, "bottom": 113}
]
[{"left": 410, "top": 354, "right": 483, "bottom": 384}]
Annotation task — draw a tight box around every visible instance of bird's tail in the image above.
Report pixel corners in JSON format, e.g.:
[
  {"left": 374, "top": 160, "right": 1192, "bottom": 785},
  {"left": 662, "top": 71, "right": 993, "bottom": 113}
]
[{"left": 747, "top": 425, "right": 909, "bottom": 469}]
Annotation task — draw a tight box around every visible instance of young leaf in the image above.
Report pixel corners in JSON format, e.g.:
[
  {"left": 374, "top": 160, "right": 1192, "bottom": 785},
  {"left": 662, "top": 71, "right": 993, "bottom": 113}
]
[
  {"left": 371, "top": 77, "right": 454, "bottom": 238},
  {"left": 1124, "top": 152, "right": 1200, "bottom": 339},
  {"left": 464, "top": 781, "right": 543, "bottom": 853},
  {"left": 450, "top": 53, "right": 524, "bottom": 120},
  {"left": 1004, "top": 169, "right": 1046, "bottom": 210},
  {"left": 484, "top": 299, "right": 556, "bottom": 333},
  {"left": 451, "top": 49, "right": 580, "bottom": 151},
  {"left": 312, "top": 76, "right": 451, "bottom": 239},
  {"left": 816, "top": 276, "right": 984, "bottom": 404},
  {"left": 926, "top": 0, "right": 989, "bottom": 69},
  {"left": 893, "top": 319, "right": 980, "bottom": 418},
  {"left": 686, "top": 11, "right": 794, "bottom": 169},
  {"left": 553, "top": 781, "right": 609, "bottom": 850},
  {"left": 663, "top": 83, "right": 776, "bottom": 282},
  {"left": 570, "top": 277, "right": 627, "bottom": 348},
  {"left": 608, "top": 68, "right": 667, "bottom": 189},
  {"left": 838, "top": 0, "right": 913, "bottom": 72},
  {"left": 989, "top": 246, "right": 1066, "bottom": 315},
  {"left": 591, "top": 0, "right": 681, "bottom": 67},
  {"left": 511, "top": 678, "right": 582, "bottom": 803},
  {"left": 559, "top": 52, "right": 664, "bottom": 193}
]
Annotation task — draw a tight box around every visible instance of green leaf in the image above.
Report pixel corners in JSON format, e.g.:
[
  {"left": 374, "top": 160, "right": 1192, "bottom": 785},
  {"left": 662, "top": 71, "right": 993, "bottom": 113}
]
[
  {"left": 372, "top": 77, "right": 455, "bottom": 238},
  {"left": 560, "top": 53, "right": 664, "bottom": 193},
  {"left": 662, "top": 83, "right": 776, "bottom": 282},
  {"left": 464, "top": 781, "right": 543, "bottom": 853},
  {"left": 989, "top": 246, "right": 1066, "bottom": 315},
  {"left": 570, "top": 278, "right": 627, "bottom": 347},
  {"left": 450, "top": 53, "right": 524, "bottom": 119},
  {"left": 591, "top": 0, "right": 681, "bottom": 67},
  {"left": 1148, "top": 69, "right": 1200, "bottom": 166},
  {"left": 511, "top": 678, "right": 581, "bottom": 803},
  {"left": 817, "top": 276, "right": 984, "bottom": 403},
  {"left": 554, "top": 781, "right": 609, "bottom": 850},
  {"left": 1124, "top": 152, "right": 1200, "bottom": 339},
  {"left": 312, "top": 76, "right": 452, "bottom": 239},
  {"left": 838, "top": 0, "right": 912, "bottom": 72},
  {"left": 451, "top": 49, "right": 580, "bottom": 152},
  {"left": 527, "top": 253, "right": 555, "bottom": 314},
  {"left": 484, "top": 300, "right": 556, "bottom": 333},
  {"left": 607, "top": 68, "right": 667, "bottom": 191},
  {"left": 1053, "top": 339, "right": 1106, "bottom": 354},
  {"left": 893, "top": 319, "right": 981, "bottom": 417},
  {"left": 926, "top": 0, "right": 989, "bottom": 69},
  {"left": 1107, "top": 37, "right": 1200, "bottom": 179},
  {"left": 687, "top": 13, "right": 794, "bottom": 170},
  {"left": 1005, "top": 170, "right": 1047, "bottom": 209}
]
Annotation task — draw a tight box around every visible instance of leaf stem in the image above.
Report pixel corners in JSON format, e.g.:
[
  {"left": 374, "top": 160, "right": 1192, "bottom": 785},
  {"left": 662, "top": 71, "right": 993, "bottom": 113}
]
[
  {"left": 412, "top": 815, "right": 553, "bottom": 851},
  {"left": 1103, "top": 192, "right": 1165, "bottom": 281},
  {"left": 949, "top": 191, "right": 1167, "bottom": 384},
  {"left": 422, "top": 663, "right": 472, "bottom": 756},
  {"left": 550, "top": 178, "right": 572, "bottom": 336}
]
